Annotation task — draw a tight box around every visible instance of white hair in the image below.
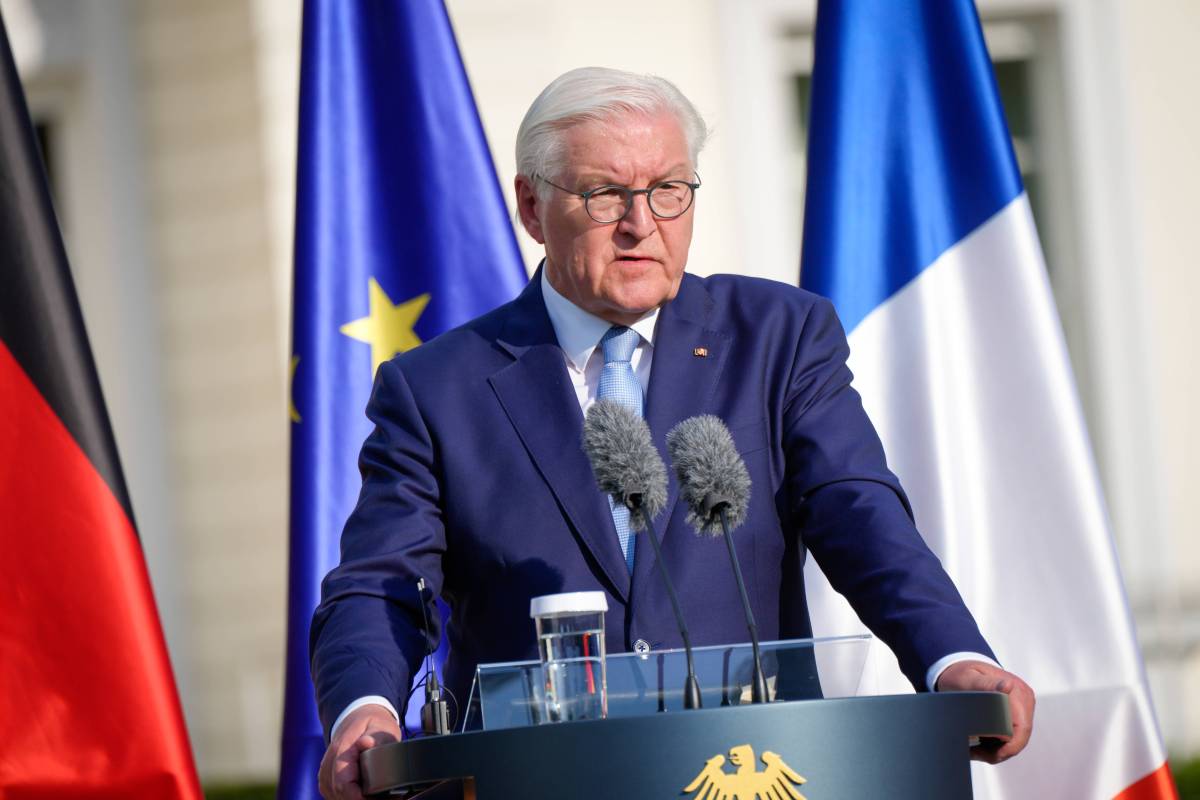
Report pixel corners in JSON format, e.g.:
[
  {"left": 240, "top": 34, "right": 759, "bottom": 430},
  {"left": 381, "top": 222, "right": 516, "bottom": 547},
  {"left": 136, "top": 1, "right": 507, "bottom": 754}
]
[{"left": 515, "top": 67, "right": 708, "bottom": 193}]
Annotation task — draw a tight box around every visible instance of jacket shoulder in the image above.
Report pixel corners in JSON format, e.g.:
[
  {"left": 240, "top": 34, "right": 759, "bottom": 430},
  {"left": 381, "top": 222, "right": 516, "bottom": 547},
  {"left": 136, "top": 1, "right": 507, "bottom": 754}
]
[
  {"left": 687, "top": 273, "right": 840, "bottom": 333},
  {"left": 385, "top": 296, "right": 518, "bottom": 378}
]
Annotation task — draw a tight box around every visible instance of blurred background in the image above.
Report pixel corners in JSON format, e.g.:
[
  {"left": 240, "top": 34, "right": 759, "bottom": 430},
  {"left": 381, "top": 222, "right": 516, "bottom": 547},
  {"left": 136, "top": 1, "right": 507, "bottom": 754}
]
[{"left": 3, "top": 0, "right": 1197, "bottom": 790}]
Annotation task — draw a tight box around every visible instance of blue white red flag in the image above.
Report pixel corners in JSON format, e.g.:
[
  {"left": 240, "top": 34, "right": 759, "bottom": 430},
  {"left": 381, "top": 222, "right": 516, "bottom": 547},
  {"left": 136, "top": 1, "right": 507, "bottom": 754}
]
[
  {"left": 800, "top": 1, "right": 1175, "bottom": 796},
  {"left": 279, "top": 1, "right": 526, "bottom": 795}
]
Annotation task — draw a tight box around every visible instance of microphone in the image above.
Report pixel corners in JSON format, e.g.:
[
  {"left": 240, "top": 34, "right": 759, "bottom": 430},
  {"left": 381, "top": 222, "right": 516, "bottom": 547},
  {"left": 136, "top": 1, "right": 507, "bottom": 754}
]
[
  {"left": 416, "top": 578, "right": 451, "bottom": 735},
  {"left": 582, "top": 400, "right": 702, "bottom": 710},
  {"left": 666, "top": 415, "right": 767, "bottom": 704}
]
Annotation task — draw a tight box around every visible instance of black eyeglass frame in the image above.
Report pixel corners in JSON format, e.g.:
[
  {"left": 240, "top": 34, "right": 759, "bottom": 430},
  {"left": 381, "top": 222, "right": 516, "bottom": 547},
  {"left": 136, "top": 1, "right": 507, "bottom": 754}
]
[{"left": 536, "top": 172, "right": 702, "bottom": 224}]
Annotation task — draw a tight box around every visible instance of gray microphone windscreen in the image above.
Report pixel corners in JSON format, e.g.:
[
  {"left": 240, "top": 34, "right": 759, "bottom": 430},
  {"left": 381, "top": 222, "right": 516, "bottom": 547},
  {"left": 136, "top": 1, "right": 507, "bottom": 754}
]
[
  {"left": 582, "top": 400, "right": 668, "bottom": 529},
  {"left": 666, "top": 415, "right": 751, "bottom": 536}
]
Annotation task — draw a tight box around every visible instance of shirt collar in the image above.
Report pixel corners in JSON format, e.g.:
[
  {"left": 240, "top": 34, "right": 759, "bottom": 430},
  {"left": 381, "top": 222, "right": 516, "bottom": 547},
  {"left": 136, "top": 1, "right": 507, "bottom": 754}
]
[{"left": 540, "top": 265, "right": 659, "bottom": 372}]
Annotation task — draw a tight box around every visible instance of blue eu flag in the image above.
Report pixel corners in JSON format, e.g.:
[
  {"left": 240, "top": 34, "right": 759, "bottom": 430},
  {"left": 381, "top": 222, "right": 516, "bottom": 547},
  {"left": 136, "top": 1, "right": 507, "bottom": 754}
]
[{"left": 280, "top": 1, "right": 527, "bottom": 795}]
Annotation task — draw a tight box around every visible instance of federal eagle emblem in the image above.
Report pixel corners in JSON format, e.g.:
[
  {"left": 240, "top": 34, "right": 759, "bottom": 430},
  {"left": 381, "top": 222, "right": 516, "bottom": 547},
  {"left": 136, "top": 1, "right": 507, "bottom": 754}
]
[{"left": 682, "top": 744, "right": 807, "bottom": 799}]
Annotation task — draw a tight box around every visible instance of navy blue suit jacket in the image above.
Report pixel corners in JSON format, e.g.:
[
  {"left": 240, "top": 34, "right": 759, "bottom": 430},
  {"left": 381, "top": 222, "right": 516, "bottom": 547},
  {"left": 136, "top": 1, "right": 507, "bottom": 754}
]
[{"left": 310, "top": 271, "right": 993, "bottom": 735}]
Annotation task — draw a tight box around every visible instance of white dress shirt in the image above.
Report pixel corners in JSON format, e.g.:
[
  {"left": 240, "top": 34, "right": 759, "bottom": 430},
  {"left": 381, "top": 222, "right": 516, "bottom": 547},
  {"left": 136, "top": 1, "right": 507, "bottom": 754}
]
[{"left": 539, "top": 268, "right": 657, "bottom": 414}]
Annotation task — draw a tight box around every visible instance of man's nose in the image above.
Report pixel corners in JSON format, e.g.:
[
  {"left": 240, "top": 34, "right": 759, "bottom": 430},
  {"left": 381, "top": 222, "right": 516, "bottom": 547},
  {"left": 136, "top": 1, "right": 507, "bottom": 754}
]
[{"left": 616, "top": 192, "right": 656, "bottom": 239}]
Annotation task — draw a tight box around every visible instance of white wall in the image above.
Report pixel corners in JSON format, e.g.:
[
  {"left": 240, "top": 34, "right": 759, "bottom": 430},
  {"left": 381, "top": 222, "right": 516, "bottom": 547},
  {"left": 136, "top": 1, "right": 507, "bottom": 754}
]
[
  {"left": 1112, "top": 0, "right": 1200, "bottom": 754},
  {"left": 127, "top": 0, "right": 295, "bottom": 778},
  {"left": 446, "top": 0, "right": 743, "bottom": 282}
]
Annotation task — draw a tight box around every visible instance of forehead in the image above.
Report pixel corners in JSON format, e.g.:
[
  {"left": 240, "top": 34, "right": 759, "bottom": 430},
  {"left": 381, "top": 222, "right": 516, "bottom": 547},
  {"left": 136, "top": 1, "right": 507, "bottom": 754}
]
[{"left": 558, "top": 111, "right": 691, "bottom": 182}]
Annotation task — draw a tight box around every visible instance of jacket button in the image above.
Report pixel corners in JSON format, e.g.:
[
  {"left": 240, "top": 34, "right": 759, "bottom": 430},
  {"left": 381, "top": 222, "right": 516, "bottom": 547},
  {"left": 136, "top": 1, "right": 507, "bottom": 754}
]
[{"left": 634, "top": 639, "right": 650, "bottom": 654}]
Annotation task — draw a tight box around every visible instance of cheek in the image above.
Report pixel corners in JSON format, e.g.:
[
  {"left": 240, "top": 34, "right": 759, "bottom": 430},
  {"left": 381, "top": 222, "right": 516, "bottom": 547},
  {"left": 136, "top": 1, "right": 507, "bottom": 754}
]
[
  {"left": 574, "top": 234, "right": 616, "bottom": 284},
  {"left": 546, "top": 224, "right": 592, "bottom": 273},
  {"left": 664, "top": 222, "right": 693, "bottom": 271}
]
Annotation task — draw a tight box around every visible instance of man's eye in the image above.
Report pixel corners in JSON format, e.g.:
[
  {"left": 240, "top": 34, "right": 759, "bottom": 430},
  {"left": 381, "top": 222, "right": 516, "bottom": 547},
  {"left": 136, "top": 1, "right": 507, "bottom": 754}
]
[{"left": 590, "top": 187, "right": 625, "bottom": 200}]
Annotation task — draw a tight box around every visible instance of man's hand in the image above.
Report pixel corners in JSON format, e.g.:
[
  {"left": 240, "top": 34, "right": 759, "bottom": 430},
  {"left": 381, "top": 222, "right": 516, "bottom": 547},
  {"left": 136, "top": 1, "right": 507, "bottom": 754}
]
[
  {"left": 936, "top": 660, "right": 1035, "bottom": 764},
  {"left": 318, "top": 704, "right": 401, "bottom": 800}
]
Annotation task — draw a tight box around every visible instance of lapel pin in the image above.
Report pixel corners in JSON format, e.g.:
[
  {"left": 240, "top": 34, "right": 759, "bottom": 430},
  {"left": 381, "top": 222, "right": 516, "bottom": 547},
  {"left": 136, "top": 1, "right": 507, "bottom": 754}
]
[{"left": 693, "top": 347, "right": 708, "bottom": 358}]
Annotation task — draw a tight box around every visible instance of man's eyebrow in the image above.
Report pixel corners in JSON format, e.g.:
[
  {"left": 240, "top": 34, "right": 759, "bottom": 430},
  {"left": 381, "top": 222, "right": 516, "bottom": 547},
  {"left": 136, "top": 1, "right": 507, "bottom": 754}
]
[{"left": 575, "top": 165, "right": 694, "bottom": 186}]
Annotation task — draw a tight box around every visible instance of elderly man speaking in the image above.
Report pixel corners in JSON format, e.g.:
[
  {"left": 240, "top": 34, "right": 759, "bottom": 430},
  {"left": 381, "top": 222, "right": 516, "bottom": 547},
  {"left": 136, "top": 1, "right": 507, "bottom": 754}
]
[{"left": 311, "top": 67, "right": 1034, "bottom": 799}]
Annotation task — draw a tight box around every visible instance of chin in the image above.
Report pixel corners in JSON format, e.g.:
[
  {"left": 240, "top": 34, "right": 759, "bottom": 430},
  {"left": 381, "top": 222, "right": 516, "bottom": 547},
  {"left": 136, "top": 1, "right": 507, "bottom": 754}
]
[
  {"left": 609, "top": 276, "right": 679, "bottom": 311},
  {"left": 611, "top": 290, "right": 668, "bottom": 314}
]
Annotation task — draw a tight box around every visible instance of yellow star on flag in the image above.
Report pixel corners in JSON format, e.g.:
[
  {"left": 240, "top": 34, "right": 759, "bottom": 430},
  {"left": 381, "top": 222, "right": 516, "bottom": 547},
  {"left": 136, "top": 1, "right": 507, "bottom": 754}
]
[
  {"left": 339, "top": 278, "right": 431, "bottom": 376},
  {"left": 288, "top": 354, "right": 301, "bottom": 423}
]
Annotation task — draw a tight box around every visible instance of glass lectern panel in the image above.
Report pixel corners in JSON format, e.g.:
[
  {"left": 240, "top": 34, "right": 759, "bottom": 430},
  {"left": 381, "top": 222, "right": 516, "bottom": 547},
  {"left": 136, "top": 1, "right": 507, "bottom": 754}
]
[{"left": 463, "top": 635, "right": 873, "bottom": 732}]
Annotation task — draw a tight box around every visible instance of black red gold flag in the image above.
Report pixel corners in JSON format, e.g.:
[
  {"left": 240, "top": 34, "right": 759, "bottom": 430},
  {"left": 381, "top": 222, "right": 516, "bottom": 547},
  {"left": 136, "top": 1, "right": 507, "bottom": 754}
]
[{"left": 0, "top": 10, "right": 201, "bottom": 798}]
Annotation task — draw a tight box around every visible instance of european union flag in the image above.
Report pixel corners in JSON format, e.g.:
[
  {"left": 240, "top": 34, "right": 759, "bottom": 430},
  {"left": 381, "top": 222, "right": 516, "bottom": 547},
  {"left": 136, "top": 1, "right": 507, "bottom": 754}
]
[{"left": 280, "top": 1, "right": 527, "bottom": 795}]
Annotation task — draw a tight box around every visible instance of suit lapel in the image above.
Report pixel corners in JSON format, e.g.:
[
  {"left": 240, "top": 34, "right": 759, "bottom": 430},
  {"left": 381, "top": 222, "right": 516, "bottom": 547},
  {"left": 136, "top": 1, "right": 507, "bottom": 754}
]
[
  {"left": 489, "top": 274, "right": 633, "bottom": 601},
  {"left": 633, "top": 275, "right": 732, "bottom": 604}
]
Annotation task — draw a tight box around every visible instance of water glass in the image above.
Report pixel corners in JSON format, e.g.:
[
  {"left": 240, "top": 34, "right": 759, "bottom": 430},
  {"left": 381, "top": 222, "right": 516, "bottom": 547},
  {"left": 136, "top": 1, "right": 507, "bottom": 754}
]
[{"left": 529, "top": 591, "right": 608, "bottom": 723}]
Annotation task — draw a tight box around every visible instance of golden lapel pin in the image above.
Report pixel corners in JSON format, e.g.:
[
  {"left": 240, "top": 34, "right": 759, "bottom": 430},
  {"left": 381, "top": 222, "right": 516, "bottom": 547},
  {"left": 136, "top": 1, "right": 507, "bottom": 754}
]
[{"left": 693, "top": 347, "right": 708, "bottom": 358}]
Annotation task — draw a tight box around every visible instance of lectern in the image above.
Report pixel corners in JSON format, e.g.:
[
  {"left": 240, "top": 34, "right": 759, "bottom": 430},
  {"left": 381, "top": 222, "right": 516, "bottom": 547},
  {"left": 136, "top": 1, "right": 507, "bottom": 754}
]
[{"left": 360, "top": 637, "right": 1011, "bottom": 798}]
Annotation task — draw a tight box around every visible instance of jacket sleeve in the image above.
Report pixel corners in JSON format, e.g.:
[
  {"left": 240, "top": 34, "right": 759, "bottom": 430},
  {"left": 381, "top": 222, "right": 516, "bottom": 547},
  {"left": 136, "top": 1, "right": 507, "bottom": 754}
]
[
  {"left": 309, "top": 359, "right": 445, "bottom": 737},
  {"left": 781, "top": 297, "right": 994, "bottom": 689}
]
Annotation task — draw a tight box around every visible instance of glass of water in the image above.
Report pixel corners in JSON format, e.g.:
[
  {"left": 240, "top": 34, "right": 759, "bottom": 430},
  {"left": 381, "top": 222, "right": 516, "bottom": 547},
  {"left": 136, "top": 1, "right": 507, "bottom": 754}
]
[{"left": 529, "top": 591, "right": 608, "bottom": 723}]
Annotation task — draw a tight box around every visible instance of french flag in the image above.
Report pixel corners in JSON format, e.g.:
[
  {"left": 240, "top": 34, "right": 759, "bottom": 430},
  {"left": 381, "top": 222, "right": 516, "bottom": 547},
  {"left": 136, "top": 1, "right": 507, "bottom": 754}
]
[{"left": 800, "top": 1, "right": 1175, "bottom": 797}]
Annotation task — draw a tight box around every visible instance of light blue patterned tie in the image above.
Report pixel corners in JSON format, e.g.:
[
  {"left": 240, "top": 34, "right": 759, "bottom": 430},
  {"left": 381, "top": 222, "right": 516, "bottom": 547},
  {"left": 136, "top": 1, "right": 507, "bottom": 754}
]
[{"left": 598, "top": 326, "right": 643, "bottom": 573}]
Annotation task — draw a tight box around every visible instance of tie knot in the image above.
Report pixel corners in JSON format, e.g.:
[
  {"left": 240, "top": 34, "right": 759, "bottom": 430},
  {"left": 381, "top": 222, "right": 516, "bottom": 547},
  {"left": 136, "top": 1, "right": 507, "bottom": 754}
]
[{"left": 601, "top": 326, "right": 639, "bottom": 364}]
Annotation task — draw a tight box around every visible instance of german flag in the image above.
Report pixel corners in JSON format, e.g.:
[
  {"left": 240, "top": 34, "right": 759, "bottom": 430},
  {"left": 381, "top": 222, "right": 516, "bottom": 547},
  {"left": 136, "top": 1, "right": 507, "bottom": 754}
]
[{"left": 0, "top": 11, "right": 201, "bottom": 799}]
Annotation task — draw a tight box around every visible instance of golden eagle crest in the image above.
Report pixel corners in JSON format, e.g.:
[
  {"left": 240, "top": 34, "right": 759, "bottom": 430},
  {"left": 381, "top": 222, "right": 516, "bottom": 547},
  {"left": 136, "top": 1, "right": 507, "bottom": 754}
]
[{"left": 682, "top": 744, "right": 807, "bottom": 799}]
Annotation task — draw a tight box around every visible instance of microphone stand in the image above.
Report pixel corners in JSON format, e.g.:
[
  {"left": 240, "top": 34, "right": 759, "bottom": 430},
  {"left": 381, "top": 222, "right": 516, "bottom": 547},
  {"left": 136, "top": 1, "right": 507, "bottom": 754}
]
[
  {"left": 718, "top": 505, "right": 768, "bottom": 703},
  {"left": 633, "top": 499, "right": 703, "bottom": 710},
  {"left": 416, "top": 579, "right": 451, "bottom": 734}
]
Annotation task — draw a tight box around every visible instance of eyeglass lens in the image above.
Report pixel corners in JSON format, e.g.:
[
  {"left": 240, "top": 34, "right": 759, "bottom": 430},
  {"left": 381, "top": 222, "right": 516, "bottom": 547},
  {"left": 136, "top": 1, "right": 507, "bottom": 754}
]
[{"left": 586, "top": 181, "right": 694, "bottom": 223}]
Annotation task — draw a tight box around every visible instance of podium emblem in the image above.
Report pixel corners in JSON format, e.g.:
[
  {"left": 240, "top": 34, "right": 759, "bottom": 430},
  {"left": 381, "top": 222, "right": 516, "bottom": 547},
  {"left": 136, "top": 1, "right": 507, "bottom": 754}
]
[{"left": 682, "top": 744, "right": 807, "bottom": 799}]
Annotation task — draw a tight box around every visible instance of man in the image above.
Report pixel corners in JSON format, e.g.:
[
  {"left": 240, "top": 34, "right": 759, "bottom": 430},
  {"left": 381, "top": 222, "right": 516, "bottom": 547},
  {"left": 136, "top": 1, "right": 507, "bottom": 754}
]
[{"left": 312, "top": 67, "right": 1034, "bottom": 799}]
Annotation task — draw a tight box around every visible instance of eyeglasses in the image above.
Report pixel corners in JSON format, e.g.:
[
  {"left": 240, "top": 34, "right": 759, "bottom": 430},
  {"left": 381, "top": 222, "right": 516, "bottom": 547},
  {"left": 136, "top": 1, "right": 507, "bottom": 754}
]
[{"left": 536, "top": 173, "right": 701, "bottom": 224}]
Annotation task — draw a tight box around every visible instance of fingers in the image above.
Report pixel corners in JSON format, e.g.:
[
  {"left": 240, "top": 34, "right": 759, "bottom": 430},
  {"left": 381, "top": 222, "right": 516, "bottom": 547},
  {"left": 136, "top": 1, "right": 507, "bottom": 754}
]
[
  {"left": 357, "top": 728, "right": 400, "bottom": 750},
  {"left": 977, "top": 677, "right": 1034, "bottom": 764},
  {"left": 319, "top": 731, "right": 366, "bottom": 800},
  {"left": 935, "top": 660, "right": 1035, "bottom": 764},
  {"left": 321, "top": 733, "right": 393, "bottom": 799},
  {"left": 318, "top": 705, "right": 402, "bottom": 799},
  {"left": 994, "top": 674, "right": 1035, "bottom": 762},
  {"left": 955, "top": 667, "right": 1035, "bottom": 764},
  {"left": 333, "top": 744, "right": 366, "bottom": 800},
  {"left": 937, "top": 661, "right": 1001, "bottom": 692}
]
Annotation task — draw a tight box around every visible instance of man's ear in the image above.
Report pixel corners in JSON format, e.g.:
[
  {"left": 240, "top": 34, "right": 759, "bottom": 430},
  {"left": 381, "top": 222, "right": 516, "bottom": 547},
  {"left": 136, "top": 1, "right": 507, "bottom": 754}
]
[{"left": 514, "top": 175, "right": 546, "bottom": 244}]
